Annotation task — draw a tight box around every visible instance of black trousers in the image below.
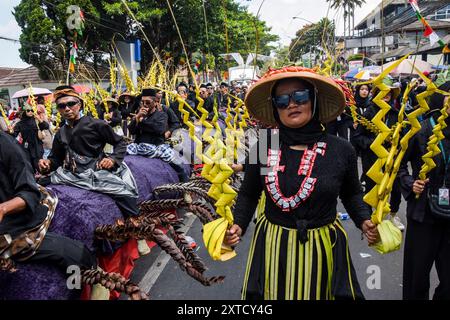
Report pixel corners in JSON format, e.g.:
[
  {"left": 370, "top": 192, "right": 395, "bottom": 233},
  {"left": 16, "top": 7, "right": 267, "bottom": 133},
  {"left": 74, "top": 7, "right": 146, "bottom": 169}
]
[
  {"left": 27, "top": 232, "right": 97, "bottom": 273},
  {"left": 403, "top": 217, "right": 450, "bottom": 300}
]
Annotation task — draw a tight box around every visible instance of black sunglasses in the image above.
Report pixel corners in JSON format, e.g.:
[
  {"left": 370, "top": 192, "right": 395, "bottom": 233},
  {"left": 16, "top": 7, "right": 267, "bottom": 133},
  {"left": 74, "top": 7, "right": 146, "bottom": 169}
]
[
  {"left": 272, "top": 89, "right": 311, "bottom": 109},
  {"left": 57, "top": 100, "right": 80, "bottom": 109}
]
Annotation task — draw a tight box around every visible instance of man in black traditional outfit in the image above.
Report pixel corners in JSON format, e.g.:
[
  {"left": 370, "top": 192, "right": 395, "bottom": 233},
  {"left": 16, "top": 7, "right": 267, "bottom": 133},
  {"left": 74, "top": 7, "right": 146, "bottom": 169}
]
[
  {"left": 37, "top": 86, "right": 139, "bottom": 218},
  {"left": 127, "top": 88, "right": 189, "bottom": 182},
  {"left": 0, "top": 130, "right": 96, "bottom": 275},
  {"left": 38, "top": 86, "right": 151, "bottom": 256}
]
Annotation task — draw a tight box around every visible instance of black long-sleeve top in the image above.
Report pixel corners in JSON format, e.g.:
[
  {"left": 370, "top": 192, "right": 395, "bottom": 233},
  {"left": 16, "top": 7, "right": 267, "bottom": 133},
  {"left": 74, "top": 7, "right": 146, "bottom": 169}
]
[
  {"left": 13, "top": 116, "right": 49, "bottom": 160},
  {"left": 233, "top": 133, "right": 371, "bottom": 235},
  {"left": 0, "top": 132, "right": 47, "bottom": 238},
  {"left": 119, "top": 102, "right": 136, "bottom": 120},
  {"left": 162, "top": 105, "right": 181, "bottom": 133},
  {"left": 398, "top": 116, "right": 450, "bottom": 223},
  {"left": 128, "top": 109, "right": 168, "bottom": 146},
  {"left": 47, "top": 116, "right": 127, "bottom": 172}
]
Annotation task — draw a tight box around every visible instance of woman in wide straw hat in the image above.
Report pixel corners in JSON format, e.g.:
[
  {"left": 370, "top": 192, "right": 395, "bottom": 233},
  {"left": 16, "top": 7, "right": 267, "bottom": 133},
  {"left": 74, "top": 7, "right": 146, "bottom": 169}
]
[{"left": 225, "top": 66, "right": 378, "bottom": 300}]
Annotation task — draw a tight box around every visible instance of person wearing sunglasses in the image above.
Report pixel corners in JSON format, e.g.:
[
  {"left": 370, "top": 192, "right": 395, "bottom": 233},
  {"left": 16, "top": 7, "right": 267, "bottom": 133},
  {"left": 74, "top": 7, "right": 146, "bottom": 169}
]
[
  {"left": 127, "top": 88, "right": 189, "bottom": 183},
  {"left": 12, "top": 104, "right": 49, "bottom": 174},
  {"left": 169, "top": 82, "right": 196, "bottom": 123},
  {"left": 37, "top": 86, "right": 139, "bottom": 220},
  {"left": 224, "top": 67, "right": 378, "bottom": 300}
]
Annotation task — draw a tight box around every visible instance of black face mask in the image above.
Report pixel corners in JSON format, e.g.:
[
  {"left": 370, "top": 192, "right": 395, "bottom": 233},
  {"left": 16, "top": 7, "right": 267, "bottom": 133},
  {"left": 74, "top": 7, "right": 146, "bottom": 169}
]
[{"left": 272, "top": 97, "right": 325, "bottom": 146}]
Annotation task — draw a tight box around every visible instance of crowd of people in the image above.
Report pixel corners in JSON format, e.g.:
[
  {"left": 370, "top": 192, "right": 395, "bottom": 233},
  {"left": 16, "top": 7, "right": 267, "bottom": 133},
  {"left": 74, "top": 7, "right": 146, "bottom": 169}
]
[{"left": 0, "top": 67, "right": 449, "bottom": 300}]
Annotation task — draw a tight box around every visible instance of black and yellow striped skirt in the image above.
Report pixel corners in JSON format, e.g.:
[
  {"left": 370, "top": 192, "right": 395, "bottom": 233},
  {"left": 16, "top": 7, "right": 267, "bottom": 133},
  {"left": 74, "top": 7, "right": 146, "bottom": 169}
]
[{"left": 241, "top": 213, "right": 364, "bottom": 300}]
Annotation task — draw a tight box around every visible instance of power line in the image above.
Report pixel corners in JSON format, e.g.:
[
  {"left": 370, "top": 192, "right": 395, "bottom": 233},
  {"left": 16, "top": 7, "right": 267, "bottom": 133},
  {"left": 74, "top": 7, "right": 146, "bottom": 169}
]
[{"left": 0, "top": 36, "right": 19, "bottom": 43}]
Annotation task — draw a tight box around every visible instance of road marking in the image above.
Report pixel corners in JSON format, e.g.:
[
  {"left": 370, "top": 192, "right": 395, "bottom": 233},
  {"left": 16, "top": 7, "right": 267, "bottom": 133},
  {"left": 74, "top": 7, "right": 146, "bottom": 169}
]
[{"left": 138, "top": 213, "right": 197, "bottom": 294}]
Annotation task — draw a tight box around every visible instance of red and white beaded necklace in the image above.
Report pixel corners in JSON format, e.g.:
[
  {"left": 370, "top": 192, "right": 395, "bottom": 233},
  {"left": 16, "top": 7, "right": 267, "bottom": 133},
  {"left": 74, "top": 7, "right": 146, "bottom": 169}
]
[{"left": 265, "top": 142, "right": 327, "bottom": 212}]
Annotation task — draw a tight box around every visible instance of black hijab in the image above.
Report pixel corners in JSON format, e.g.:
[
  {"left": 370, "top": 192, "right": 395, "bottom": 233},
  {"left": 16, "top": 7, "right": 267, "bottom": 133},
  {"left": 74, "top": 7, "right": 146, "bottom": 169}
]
[
  {"left": 271, "top": 79, "right": 325, "bottom": 146},
  {"left": 354, "top": 84, "right": 371, "bottom": 109}
]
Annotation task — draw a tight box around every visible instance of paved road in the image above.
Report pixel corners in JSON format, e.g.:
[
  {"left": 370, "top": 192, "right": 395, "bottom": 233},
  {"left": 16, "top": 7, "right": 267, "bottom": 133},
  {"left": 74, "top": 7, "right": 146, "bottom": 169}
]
[{"left": 129, "top": 164, "right": 438, "bottom": 300}]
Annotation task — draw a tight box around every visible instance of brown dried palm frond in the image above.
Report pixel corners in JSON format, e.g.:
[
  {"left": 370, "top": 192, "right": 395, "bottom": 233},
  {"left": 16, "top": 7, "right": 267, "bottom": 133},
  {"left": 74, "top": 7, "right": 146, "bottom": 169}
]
[
  {"left": 187, "top": 201, "right": 217, "bottom": 224},
  {"left": 168, "top": 224, "right": 207, "bottom": 273},
  {"left": 153, "top": 185, "right": 214, "bottom": 205},
  {"left": 139, "top": 198, "right": 186, "bottom": 214},
  {"left": 81, "top": 268, "right": 148, "bottom": 300},
  {"left": 151, "top": 228, "right": 224, "bottom": 286}
]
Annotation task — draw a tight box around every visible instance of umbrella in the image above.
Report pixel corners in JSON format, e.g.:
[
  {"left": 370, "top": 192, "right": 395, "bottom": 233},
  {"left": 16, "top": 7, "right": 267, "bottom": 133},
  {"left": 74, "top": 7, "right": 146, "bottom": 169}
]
[
  {"left": 379, "top": 58, "right": 433, "bottom": 76},
  {"left": 72, "top": 84, "right": 92, "bottom": 94},
  {"left": 343, "top": 65, "right": 381, "bottom": 80},
  {"left": 12, "top": 87, "right": 52, "bottom": 99},
  {"left": 342, "top": 68, "right": 361, "bottom": 79},
  {"left": 354, "top": 66, "right": 381, "bottom": 80}
]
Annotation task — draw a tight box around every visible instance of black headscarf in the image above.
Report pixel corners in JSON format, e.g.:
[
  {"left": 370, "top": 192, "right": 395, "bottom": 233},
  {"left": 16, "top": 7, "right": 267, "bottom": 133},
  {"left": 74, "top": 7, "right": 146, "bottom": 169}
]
[
  {"left": 271, "top": 79, "right": 325, "bottom": 146},
  {"left": 354, "top": 84, "right": 371, "bottom": 110}
]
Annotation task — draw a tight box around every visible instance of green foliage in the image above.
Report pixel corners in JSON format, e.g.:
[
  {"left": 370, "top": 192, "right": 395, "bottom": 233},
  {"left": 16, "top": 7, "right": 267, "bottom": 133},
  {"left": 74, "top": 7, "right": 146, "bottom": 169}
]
[
  {"left": 288, "top": 18, "right": 335, "bottom": 62},
  {"left": 348, "top": 54, "right": 364, "bottom": 62},
  {"left": 14, "top": 0, "right": 278, "bottom": 81}
]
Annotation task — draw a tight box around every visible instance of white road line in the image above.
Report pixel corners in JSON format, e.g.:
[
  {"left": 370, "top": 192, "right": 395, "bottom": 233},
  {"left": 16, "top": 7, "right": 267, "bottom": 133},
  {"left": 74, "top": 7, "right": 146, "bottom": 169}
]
[{"left": 138, "top": 213, "right": 197, "bottom": 294}]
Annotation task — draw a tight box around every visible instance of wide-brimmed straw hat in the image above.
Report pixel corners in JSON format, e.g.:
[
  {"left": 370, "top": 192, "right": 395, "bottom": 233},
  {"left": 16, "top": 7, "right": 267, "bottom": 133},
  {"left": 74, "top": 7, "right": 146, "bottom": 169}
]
[
  {"left": 244, "top": 66, "right": 346, "bottom": 125},
  {"left": 118, "top": 92, "right": 136, "bottom": 103},
  {"left": 103, "top": 97, "right": 119, "bottom": 108}
]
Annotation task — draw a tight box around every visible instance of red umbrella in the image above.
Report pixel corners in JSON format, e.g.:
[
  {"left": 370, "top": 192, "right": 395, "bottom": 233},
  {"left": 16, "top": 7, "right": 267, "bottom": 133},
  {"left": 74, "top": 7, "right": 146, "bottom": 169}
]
[{"left": 72, "top": 84, "right": 92, "bottom": 94}]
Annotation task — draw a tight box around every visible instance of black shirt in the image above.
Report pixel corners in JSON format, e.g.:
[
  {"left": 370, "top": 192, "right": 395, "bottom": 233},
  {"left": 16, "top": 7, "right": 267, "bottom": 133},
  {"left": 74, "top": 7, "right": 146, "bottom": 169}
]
[
  {"left": 0, "top": 132, "right": 47, "bottom": 238},
  {"left": 233, "top": 133, "right": 371, "bottom": 234},
  {"left": 128, "top": 110, "right": 168, "bottom": 146},
  {"left": 47, "top": 116, "right": 127, "bottom": 171}
]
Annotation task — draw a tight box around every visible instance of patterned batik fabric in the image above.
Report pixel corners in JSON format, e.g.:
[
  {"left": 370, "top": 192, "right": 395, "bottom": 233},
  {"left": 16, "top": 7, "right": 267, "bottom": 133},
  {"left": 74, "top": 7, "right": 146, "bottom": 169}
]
[
  {"left": 0, "top": 186, "right": 58, "bottom": 271},
  {"left": 127, "top": 143, "right": 175, "bottom": 163}
]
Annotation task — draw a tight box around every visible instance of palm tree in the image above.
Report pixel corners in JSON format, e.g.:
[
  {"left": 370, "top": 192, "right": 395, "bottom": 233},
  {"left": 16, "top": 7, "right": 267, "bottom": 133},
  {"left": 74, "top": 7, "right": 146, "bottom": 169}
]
[{"left": 326, "top": 0, "right": 366, "bottom": 37}]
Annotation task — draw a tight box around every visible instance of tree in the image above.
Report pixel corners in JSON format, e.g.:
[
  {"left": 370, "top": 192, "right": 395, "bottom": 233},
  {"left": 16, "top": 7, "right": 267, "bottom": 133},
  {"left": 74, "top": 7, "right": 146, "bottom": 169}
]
[
  {"left": 14, "top": 0, "right": 126, "bottom": 80},
  {"left": 326, "top": 0, "right": 366, "bottom": 37},
  {"left": 14, "top": 0, "right": 278, "bottom": 81},
  {"left": 288, "top": 18, "right": 335, "bottom": 63}
]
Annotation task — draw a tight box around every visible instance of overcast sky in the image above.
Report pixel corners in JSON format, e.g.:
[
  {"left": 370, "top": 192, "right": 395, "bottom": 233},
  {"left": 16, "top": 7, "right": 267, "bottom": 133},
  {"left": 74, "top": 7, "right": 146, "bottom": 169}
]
[{"left": 0, "top": 0, "right": 381, "bottom": 68}]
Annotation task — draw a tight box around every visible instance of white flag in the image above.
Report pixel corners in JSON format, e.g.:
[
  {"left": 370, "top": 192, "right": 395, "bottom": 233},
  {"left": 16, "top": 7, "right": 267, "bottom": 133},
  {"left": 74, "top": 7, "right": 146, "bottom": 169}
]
[{"left": 429, "top": 32, "right": 440, "bottom": 46}]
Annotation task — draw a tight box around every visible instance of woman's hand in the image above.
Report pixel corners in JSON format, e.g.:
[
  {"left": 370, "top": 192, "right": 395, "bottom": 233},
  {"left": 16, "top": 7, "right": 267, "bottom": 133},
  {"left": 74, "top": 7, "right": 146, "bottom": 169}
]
[
  {"left": 224, "top": 224, "right": 242, "bottom": 247},
  {"left": 361, "top": 220, "right": 379, "bottom": 245},
  {"left": 412, "top": 178, "right": 429, "bottom": 195}
]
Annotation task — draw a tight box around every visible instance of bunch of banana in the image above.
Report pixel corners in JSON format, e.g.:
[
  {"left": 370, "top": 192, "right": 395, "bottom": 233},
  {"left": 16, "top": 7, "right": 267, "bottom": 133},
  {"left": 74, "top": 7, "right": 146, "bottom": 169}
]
[
  {"left": 119, "top": 63, "right": 136, "bottom": 95},
  {"left": 27, "top": 85, "right": 38, "bottom": 114},
  {"left": 43, "top": 95, "right": 52, "bottom": 118},
  {"left": 109, "top": 58, "right": 117, "bottom": 94},
  {"left": 84, "top": 91, "right": 99, "bottom": 119}
]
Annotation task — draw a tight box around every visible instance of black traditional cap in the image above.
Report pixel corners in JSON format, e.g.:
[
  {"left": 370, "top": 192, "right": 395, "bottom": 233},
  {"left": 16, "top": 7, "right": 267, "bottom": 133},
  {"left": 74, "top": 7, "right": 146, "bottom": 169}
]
[
  {"left": 200, "top": 83, "right": 207, "bottom": 89},
  {"left": 141, "top": 88, "right": 157, "bottom": 97},
  {"left": 220, "top": 82, "right": 229, "bottom": 87},
  {"left": 206, "top": 82, "right": 213, "bottom": 87},
  {"left": 54, "top": 85, "right": 76, "bottom": 91}
]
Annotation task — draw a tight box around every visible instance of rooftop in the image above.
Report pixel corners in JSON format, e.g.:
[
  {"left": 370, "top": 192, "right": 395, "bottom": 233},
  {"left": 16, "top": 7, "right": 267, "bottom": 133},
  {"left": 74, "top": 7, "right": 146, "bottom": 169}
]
[{"left": 0, "top": 64, "right": 110, "bottom": 88}]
